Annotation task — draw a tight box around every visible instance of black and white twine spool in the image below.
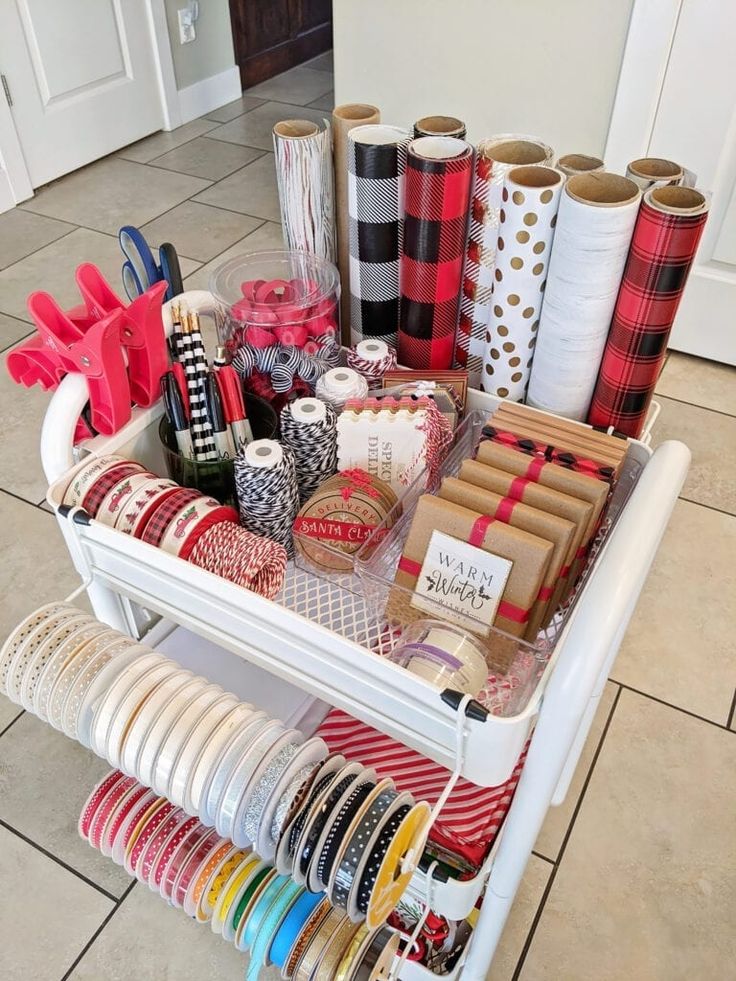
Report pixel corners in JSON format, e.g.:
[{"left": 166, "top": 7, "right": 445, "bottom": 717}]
[
  {"left": 280, "top": 398, "right": 338, "bottom": 503},
  {"left": 234, "top": 439, "right": 300, "bottom": 555}
]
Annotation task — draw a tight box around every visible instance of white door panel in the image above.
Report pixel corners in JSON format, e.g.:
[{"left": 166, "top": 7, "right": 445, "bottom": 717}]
[
  {"left": 1, "top": 0, "right": 164, "bottom": 188},
  {"left": 644, "top": 0, "right": 736, "bottom": 364}
]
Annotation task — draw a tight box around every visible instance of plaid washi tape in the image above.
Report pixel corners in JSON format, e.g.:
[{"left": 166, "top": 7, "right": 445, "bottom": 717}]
[
  {"left": 398, "top": 137, "right": 473, "bottom": 370},
  {"left": 588, "top": 187, "right": 709, "bottom": 438}
]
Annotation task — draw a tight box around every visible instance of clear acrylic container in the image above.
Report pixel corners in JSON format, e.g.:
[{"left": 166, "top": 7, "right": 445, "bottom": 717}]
[{"left": 209, "top": 250, "right": 340, "bottom": 356}]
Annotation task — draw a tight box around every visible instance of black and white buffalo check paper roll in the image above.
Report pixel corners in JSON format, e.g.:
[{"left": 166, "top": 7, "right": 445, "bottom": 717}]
[{"left": 347, "top": 125, "right": 411, "bottom": 348}]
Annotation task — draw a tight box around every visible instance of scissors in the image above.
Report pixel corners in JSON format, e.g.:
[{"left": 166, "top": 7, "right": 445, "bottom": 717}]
[{"left": 118, "top": 225, "right": 183, "bottom": 302}]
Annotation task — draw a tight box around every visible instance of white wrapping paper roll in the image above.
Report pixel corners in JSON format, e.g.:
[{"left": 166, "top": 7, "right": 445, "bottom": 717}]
[
  {"left": 454, "top": 134, "right": 554, "bottom": 386},
  {"left": 273, "top": 119, "right": 336, "bottom": 263},
  {"left": 526, "top": 173, "right": 641, "bottom": 420},
  {"left": 481, "top": 166, "right": 564, "bottom": 400}
]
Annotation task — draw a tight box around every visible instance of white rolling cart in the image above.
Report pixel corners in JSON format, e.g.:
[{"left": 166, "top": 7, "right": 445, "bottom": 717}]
[{"left": 40, "top": 292, "right": 689, "bottom": 980}]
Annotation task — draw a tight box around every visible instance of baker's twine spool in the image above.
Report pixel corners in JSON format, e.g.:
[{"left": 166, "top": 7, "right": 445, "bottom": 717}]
[
  {"left": 234, "top": 440, "right": 300, "bottom": 556},
  {"left": 346, "top": 340, "right": 398, "bottom": 390},
  {"left": 315, "top": 368, "right": 369, "bottom": 410},
  {"left": 280, "top": 398, "right": 338, "bottom": 504},
  {"left": 188, "top": 522, "right": 288, "bottom": 600}
]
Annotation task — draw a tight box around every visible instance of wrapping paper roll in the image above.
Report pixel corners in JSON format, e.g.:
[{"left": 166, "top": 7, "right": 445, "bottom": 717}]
[
  {"left": 273, "top": 120, "right": 336, "bottom": 263},
  {"left": 398, "top": 136, "right": 473, "bottom": 370},
  {"left": 413, "top": 116, "right": 466, "bottom": 139},
  {"left": 526, "top": 173, "right": 641, "bottom": 420},
  {"left": 626, "top": 157, "right": 683, "bottom": 192},
  {"left": 481, "top": 166, "right": 564, "bottom": 400},
  {"left": 588, "top": 186, "right": 709, "bottom": 437},
  {"left": 556, "top": 154, "right": 605, "bottom": 177},
  {"left": 454, "top": 135, "right": 554, "bottom": 386},
  {"left": 332, "top": 104, "right": 381, "bottom": 342},
  {"left": 347, "top": 125, "right": 411, "bottom": 347}
]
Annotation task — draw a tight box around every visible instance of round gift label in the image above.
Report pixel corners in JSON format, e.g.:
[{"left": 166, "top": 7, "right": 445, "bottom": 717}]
[{"left": 293, "top": 472, "right": 396, "bottom": 573}]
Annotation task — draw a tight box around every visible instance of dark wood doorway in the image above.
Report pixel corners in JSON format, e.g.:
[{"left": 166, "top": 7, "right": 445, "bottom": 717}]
[{"left": 229, "top": 0, "right": 332, "bottom": 89}]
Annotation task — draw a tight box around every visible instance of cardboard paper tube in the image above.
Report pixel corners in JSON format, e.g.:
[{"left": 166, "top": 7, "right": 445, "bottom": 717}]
[
  {"left": 626, "top": 157, "right": 683, "bottom": 191},
  {"left": 413, "top": 115, "right": 466, "bottom": 139},
  {"left": 556, "top": 153, "right": 605, "bottom": 176},
  {"left": 333, "top": 104, "right": 381, "bottom": 342},
  {"left": 526, "top": 172, "right": 640, "bottom": 420},
  {"left": 454, "top": 134, "right": 554, "bottom": 386}
]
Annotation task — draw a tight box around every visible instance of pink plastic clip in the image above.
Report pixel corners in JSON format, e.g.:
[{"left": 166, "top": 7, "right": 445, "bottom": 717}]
[
  {"left": 5, "top": 335, "right": 66, "bottom": 391},
  {"left": 26, "top": 291, "right": 131, "bottom": 436},
  {"left": 75, "top": 264, "right": 169, "bottom": 407}
]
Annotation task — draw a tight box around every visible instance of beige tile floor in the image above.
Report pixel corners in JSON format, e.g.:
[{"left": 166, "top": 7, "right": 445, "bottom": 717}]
[{"left": 0, "top": 54, "right": 734, "bottom": 981}]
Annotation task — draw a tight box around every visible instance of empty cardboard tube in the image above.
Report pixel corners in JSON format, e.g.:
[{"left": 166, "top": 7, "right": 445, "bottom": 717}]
[
  {"left": 273, "top": 120, "right": 320, "bottom": 140},
  {"left": 648, "top": 185, "right": 707, "bottom": 215},
  {"left": 626, "top": 157, "right": 683, "bottom": 191},
  {"left": 556, "top": 153, "right": 605, "bottom": 176},
  {"left": 332, "top": 103, "right": 381, "bottom": 342},
  {"left": 565, "top": 172, "right": 640, "bottom": 207},
  {"left": 507, "top": 165, "right": 564, "bottom": 189},
  {"left": 482, "top": 138, "right": 550, "bottom": 166}
]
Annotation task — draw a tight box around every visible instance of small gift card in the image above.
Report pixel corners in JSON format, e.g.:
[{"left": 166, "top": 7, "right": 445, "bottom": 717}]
[{"left": 411, "top": 530, "right": 513, "bottom": 634}]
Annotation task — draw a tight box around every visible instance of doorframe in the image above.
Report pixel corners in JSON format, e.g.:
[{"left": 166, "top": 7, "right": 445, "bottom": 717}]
[
  {"left": 604, "top": 0, "right": 683, "bottom": 172},
  {"left": 0, "top": 0, "right": 180, "bottom": 211}
]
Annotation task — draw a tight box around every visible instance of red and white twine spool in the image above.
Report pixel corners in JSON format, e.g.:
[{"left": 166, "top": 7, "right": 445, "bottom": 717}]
[{"left": 188, "top": 522, "right": 287, "bottom": 600}]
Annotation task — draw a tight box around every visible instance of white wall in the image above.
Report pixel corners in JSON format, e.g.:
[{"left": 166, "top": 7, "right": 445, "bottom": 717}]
[
  {"left": 164, "top": 0, "right": 236, "bottom": 89},
  {"left": 333, "top": 0, "right": 635, "bottom": 158}
]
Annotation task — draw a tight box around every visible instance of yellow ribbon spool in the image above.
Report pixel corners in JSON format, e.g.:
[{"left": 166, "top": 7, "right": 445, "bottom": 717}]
[{"left": 365, "top": 802, "right": 431, "bottom": 931}]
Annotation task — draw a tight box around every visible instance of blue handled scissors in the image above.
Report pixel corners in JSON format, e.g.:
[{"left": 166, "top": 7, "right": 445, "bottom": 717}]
[{"left": 118, "top": 226, "right": 183, "bottom": 302}]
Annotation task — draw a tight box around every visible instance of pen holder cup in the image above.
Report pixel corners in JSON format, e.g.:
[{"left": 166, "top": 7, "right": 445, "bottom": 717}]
[{"left": 159, "top": 392, "right": 279, "bottom": 506}]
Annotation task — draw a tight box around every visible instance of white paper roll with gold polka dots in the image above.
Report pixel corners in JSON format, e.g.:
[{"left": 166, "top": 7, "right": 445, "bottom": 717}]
[{"left": 481, "top": 166, "right": 564, "bottom": 400}]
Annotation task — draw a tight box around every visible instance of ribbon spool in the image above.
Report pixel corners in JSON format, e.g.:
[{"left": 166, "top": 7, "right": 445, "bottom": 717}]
[
  {"left": 280, "top": 397, "right": 338, "bottom": 504},
  {"left": 346, "top": 340, "right": 398, "bottom": 389},
  {"left": 234, "top": 439, "right": 300, "bottom": 555},
  {"left": 315, "top": 367, "right": 369, "bottom": 409}
]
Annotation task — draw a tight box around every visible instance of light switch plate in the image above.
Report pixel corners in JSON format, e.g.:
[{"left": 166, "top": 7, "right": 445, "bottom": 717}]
[{"left": 178, "top": 8, "right": 196, "bottom": 44}]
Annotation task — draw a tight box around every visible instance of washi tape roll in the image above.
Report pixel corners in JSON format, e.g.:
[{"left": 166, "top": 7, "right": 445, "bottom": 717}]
[
  {"left": 61, "top": 455, "right": 133, "bottom": 509},
  {"left": 158, "top": 495, "right": 238, "bottom": 560},
  {"left": 111, "top": 475, "right": 179, "bottom": 535},
  {"left": 81, "top": 462, "right": 148, "bottom": 517}
]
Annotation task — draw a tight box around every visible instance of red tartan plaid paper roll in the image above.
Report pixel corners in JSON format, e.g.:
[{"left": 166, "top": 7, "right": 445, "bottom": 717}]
[
  {"left": 588, "top": 186, "right": 709, "bottom": 438},
  {"left": 398, "top": 137, "right": 473, "bottom": 370},
  {"left": 454, "top": 135, "right": 554, "bottom": 385}
]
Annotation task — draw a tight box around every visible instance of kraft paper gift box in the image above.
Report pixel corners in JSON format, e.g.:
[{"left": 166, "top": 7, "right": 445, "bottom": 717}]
[
  {"left": 389, "top": 493, "right": 554, "bottom": 666},
  {"left": 458, "top": 459, "right": 592, "bottom": 606},
  {"left": 495, "top": 400, "right": 627, "bottom": 461},
  {"left": 438, "top": 476, "right": 575, "bottom": 633}
]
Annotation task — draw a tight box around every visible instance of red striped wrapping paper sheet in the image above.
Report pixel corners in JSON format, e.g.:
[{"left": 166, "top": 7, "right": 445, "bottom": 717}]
[
  {"left": 317, "top": 709, "right": 527, "bottom": 868},
  {"left": 588, "top": 188, "right": 709, "bottom": 437}
]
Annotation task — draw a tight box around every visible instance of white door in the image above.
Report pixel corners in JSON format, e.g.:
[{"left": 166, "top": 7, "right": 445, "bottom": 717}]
[
  {"left": 606, "top": 0, "right": 736, "bottom": 366},
  {"left": 0, "top": 0, "right": 164, "bottom": 189}
]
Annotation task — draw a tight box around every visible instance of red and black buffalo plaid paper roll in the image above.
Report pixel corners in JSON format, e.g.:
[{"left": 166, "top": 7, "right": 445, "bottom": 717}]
[
  {"left": 398, "top": 137, "right": 473, "bottom": 370},
  {"left": 588, "top": 185, "right": 709, "bottom": 438}
]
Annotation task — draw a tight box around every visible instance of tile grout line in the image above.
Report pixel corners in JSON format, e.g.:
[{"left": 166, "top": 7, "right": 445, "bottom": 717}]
[
  {"left": 179, "top": 220, "right": 269, "bottom": 284},
  {"left": 654, "top": 391, "right": 736, "bottom": 420},
  {"left": 142, "top": 148, "right": 268, "bottom": 180},
  {"left": 118, "top": 126, "right": 224, "bottom": 166},
  {"left": 0, "top": 817, "right": 122, "bottom": 904},
  {"left": 530, "top": 850, "right": 556, "bottom": 867},
  {"left": 609, "top": 679, "right": 736, "bottom": 732},
  {"left": 0, "top": 709, "right": 25, "bottom": 739},
  {"left": 57, "top": 880, "right": 137, "bottom": 981},
  {"left": 0, "top": 485, "right": 55, "bottom": 512},
  {"left": 725, "top": 688, "right": 736, "bottom": 730},
  {"left": 511, "top": 686, "right": 623, "bottom": 980},
  {"left": 677, "top": 495, "right": 736, "bottom": 520}
]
